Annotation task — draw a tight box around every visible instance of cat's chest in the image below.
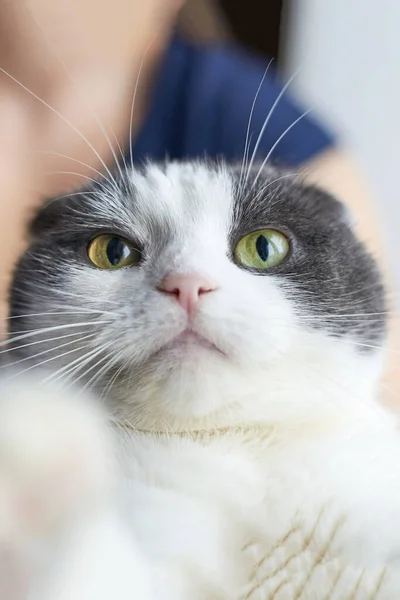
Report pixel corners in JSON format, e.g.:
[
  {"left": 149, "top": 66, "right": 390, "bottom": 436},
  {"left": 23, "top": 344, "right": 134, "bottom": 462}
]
[
  {"left": 242, "top": 432, "right": 400, "bottom": 599},
  {"left": 241, "top": 514, "right": 394, "bottom": 600},
  {"left": 116, "top": 429, "right": 400, "bottom": 599}
]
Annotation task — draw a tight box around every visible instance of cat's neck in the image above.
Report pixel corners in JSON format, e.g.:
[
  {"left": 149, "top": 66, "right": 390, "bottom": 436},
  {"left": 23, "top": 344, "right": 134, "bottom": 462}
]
[{"left": 112, "top": 397, "right": 395, "bottom": 448}]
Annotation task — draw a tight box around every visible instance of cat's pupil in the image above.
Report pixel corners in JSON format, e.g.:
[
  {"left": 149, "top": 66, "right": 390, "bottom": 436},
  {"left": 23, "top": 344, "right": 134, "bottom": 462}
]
[
  {"left": 256, "top": 235, "right": 269, "bottom": 262},
  {"left": 107, "top": 237, "right": 125, "bottom": 266}
]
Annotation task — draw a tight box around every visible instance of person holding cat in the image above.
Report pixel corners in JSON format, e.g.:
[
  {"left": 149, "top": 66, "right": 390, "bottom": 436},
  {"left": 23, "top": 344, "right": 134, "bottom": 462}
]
[{"left": 0, "top": 0, "right": 394, "bottom": 392}]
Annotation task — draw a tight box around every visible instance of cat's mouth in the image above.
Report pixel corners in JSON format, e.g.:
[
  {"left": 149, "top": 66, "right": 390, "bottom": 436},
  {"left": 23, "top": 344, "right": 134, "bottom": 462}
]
[
  {"left": 103, "top": 330, "right": 226, "bottom": 391},
  {"left": 166, "top": 330, "right": 224, "bottom": 355}
]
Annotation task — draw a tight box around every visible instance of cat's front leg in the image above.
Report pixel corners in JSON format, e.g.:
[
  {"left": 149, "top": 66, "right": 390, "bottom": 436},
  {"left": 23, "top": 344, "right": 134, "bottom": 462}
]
[
  {"left": 0, "top": 378, "right": 153, "bottom": 600},
  {"left": 34, "top": 509, "right": 155, "bottom": 600}
]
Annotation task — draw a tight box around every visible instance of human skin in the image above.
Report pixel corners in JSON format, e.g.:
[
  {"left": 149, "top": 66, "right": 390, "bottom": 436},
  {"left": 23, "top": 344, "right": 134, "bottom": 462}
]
[
  {"left": 0, "top": 0, "right": 397, "bottom": 406},
  {"left": 0, "top": 0, "right": 180, "bottom": 318}
]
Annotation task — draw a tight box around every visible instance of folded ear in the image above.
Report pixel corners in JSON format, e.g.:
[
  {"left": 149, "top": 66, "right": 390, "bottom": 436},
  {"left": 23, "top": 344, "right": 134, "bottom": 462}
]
[{"left": 299, "top": 182, "right": 357, "bottom": 228}]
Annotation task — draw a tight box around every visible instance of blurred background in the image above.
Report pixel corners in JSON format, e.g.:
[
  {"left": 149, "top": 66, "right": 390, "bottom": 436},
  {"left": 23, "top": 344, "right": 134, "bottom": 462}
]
[{"left": 179, "top": 0, "right": 400, "bottom": 297}]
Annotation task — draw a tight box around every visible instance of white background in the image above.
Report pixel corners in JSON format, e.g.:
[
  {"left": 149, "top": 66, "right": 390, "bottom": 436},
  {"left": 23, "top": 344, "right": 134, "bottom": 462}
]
[{"left": 282, "top": 0, "right": 400, "bottom": 296}]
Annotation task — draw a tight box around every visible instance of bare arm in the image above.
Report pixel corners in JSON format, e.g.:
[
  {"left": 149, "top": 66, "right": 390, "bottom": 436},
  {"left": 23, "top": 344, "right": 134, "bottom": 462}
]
[{"left": 0, "top": 0, "right": 176, "bottom": 330}]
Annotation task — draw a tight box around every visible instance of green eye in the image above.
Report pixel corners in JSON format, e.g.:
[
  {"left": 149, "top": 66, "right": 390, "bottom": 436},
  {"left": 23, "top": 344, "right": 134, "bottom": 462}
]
[
  {"left": 234, "top": 229, "right": 289, "bottom": 269},
  {"left": 87, "top": 235, "right": 141, "bottom": 270}
]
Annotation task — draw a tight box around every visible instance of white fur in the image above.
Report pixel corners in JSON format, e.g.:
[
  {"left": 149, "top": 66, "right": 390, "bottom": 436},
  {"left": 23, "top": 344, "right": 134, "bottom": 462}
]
[{"left": 2, "top": 163, "right": 399, "bottom": 598}]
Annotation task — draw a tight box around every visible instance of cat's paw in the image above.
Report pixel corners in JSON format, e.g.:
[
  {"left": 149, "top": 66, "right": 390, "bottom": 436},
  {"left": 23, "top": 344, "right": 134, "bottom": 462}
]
[{"left": 0, "top": 377, "right": 112, "bottom": 548}]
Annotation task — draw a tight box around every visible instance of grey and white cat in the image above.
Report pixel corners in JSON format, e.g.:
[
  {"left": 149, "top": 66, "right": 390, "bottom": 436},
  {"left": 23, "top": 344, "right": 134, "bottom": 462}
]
[{"left": 1, "top": 160, "right": 399, "bottom": 599}]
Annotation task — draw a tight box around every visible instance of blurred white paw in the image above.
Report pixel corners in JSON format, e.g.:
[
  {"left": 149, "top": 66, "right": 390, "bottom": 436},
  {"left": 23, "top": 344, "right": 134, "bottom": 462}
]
[{"left": 0, "top": 377, "right": 112, "bottom": 547}]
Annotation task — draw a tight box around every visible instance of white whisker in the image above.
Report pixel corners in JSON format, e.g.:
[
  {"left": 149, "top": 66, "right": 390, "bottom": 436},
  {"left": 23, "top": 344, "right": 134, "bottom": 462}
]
[
  {"left": 9, "top": 343, "right": 94, "bottom": 380},
  {"left": 42, "top": 343, "right": 111, "bottom": 384},
  {"left": 251, "top": 109, "right": 311, "bottom": 190},
  {"left": 81, "top": 352, "right": 122, "bottom": 392},
  {"left": 44, "top": 171, "right": 111, "bottom": 194},
  {"left": 4, "top": 309, "right": 111, "bottom": 321},
  {"left": 3, "top": 333, "right": 95, "bottom": 369},
  {"left": 245, "top": 68, "right": 300, "bottom": 186},
  {"left": 129, "top": 34, "right": 159, "bottom": 173},
  {"left": 43, "top": 190, "right": 102, "bottom": 205},
  {"left": 248, "top": 173, "right": 298, "bottom": 205},
  {"left": 0, "top": 321, "right": 110, "bottom": 348},
  {"left": 299, "top": 311, "right": 389, "bottom": 319},
  {"left": 239, "top": 58, "right": 274, "bottom": 192},
  {"left": 0, "top": 66, "right": 119, "bottom": 191},
  {"left": 37, "top": 150, "right": 110, "bottom": 182},
  {"left": 101, "top": 360, "right": 127, "bottom": 398},
  {"left": 0, "top": 331, "right": 86, "bottom": 355},
  {"left": 72, "top": 349, "right": 115, "bottom": 387},
  {"left": 23, "top": 10, "right": 126, "bottom": 185}
]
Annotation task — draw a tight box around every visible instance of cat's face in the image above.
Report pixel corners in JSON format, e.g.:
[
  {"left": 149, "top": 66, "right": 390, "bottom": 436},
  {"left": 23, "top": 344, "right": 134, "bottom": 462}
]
[{"left": 9, "top": 162, "right": 386, "bottom": 430}]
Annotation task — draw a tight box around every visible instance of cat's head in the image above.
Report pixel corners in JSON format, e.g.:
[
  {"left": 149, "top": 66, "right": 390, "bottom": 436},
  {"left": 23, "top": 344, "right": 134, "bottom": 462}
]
[{"left": 9, "top": 161, "right": 386, "bottom": 430}]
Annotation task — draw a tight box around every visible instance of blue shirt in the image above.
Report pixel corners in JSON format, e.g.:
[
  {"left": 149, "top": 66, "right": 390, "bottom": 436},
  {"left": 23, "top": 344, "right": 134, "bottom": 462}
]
[{"left": 133, "top": 37, "right": 335, "bottom": 166}]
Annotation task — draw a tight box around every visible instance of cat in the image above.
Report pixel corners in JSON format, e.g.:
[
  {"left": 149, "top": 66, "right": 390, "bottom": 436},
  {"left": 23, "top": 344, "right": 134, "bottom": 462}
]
[{"left": 1, "top": 159, "right": 399, "bottom": 599}]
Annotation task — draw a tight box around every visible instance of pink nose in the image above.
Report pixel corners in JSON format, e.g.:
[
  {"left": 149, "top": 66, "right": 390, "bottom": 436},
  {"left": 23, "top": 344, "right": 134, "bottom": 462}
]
[{"left": 158, "top": 274, "right": 216, "bottom": 314}]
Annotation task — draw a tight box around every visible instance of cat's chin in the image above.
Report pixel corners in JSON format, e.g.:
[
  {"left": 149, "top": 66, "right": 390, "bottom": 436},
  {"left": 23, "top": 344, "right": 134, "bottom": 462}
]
[
  {"left": 101, "top": 326, "right": 385, "bottom": 433},
  {"left": 105, "top": 350, "right": 272, "bottom": 431}
]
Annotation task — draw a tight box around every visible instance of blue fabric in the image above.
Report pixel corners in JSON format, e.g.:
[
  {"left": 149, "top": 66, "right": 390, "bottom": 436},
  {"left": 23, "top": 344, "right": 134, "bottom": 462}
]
[{"left": 132, "top": 37, "right": 335, "bottom": 166}]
